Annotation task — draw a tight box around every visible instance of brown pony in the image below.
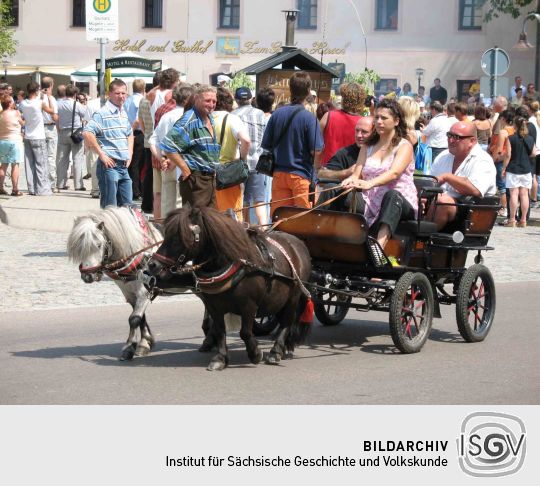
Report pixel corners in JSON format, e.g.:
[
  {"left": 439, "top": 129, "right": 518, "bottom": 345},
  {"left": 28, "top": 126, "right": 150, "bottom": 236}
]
[{"left": 145, "top": 206, "right": 312, "bottom": 371}]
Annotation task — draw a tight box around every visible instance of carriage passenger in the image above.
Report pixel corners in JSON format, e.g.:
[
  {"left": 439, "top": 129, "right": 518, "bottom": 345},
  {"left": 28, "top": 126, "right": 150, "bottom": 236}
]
[
  {"left": 341, "top": 99, "right": 417, "bottom": 249},
  {"left": 428, "top": 121, "right": 497, "bottom": 230},
  {"left": 316, "top": 116, "right": 374, "bottom": 213}
]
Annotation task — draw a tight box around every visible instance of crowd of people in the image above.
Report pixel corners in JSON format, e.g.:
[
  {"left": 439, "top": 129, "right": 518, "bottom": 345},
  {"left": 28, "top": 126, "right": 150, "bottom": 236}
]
[{"left": 1, "top": 70, "right": 539, "bottom": 235}]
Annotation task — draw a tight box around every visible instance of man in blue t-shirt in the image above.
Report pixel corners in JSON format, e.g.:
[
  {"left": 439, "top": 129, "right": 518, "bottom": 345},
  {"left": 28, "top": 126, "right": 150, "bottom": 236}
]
[{"left": 261, "top": 72, "right": 323, "bottom": 215}]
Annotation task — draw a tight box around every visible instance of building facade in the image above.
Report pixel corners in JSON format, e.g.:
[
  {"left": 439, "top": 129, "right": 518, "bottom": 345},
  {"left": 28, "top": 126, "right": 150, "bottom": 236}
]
[{"left": 3, "top": 0, "right": 538, "bottom": 100}]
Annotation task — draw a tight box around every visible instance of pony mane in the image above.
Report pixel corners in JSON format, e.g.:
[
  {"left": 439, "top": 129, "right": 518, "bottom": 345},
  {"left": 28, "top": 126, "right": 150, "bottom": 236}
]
[
  {"left": 164, "top": 207, "right": 263, "bottom": 266},
  {"left": 68, "top": 207, "right": 161, "bottom": 262}
]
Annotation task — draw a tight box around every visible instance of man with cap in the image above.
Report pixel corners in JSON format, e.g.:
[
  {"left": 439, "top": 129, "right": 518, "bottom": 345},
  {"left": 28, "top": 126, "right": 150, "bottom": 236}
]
[{"left": 232, "top": 86, "right": 268, "bottom": 224}]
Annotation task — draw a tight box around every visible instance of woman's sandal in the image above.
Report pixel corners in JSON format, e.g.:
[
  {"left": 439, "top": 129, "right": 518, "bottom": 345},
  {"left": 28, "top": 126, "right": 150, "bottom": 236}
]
[
  {"left": 10, "top": 190, "right": 23, "bottom": 197},
  {"left": 517, "top": 221, "right": 527, "bottom": 228},
  {"left": 503, "top": 220, "right": 516, "bottom": 227}
]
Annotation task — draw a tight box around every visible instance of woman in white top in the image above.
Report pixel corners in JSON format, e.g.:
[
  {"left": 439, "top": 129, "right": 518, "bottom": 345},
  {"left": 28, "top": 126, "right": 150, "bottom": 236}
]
[{"left": 0, "top": 94, "right": 24, "bottom": 196}]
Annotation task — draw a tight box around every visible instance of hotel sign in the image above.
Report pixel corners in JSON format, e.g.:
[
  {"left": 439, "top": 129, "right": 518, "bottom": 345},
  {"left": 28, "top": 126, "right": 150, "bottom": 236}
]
[
  {"left": 95, "top": 57, "right": 162, "bottom": 72},
  {"left": 86, "top": 0, "right": 119, "bottom": 41}
]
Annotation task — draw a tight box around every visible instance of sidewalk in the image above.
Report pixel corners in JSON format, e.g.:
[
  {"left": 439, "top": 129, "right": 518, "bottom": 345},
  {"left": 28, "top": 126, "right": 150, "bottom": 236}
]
[
  {"left": 0, "top": 185, "right": 103, "bottom": 233},
  {"left": 0, "top": 173, "right": 539, "bottom": 233}
]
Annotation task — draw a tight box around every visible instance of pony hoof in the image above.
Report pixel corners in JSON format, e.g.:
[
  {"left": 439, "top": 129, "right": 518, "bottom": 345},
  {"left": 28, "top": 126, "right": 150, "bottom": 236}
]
[
  {"left": 134, "top": 344, "right": 151, "bottom": 357},
  {"left": 207, "top": 360, "right": 227, "bottom": 371},
  {"left": 265, "top": 353, "right": 281, "bottom": 365},
  {"left": 119, "top": 345, "right": 136, "bottom": 361},
  {"left": 250, "top": 348, "right": 263, "bottom": 365}
]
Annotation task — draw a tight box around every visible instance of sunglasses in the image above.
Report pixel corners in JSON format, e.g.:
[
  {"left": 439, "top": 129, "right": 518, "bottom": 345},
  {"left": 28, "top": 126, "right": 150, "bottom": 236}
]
[{"left": 446, "top": 132, "right": 474, "bottom": 141}]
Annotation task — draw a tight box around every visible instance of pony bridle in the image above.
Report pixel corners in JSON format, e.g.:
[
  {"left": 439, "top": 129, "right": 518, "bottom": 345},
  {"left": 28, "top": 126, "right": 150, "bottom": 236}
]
[
  {"left": 78, "top": 237, "right": 112, "bottom": 281},
  {"left": 152, "top": 224, "right": 201, "bottom": 273}
]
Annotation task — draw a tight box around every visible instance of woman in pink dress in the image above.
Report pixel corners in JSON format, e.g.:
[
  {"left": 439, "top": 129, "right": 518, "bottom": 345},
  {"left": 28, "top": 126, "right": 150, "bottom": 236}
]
[{"left": 342, "top": 98, "right": 417, "bottom": 249}]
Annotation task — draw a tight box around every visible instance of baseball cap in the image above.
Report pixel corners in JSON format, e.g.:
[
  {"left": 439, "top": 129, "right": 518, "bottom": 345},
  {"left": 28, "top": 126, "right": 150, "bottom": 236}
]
[{"left": 235, "top": 86, "right": 252, "bottom": 100}]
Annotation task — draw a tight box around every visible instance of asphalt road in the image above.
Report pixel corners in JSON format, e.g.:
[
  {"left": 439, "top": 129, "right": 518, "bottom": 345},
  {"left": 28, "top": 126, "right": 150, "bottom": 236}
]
[{"left": 2, "top": 281, "right": 539, "bottom": 405}]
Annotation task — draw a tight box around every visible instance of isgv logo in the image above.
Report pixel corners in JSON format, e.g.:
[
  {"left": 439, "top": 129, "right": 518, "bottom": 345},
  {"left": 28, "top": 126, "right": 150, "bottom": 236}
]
[
  {"left": 93, "top": 0, "right": 111, "bottom": 14},
  {"left": 457, "top": 412, "right": 526, "bottom": 477}
]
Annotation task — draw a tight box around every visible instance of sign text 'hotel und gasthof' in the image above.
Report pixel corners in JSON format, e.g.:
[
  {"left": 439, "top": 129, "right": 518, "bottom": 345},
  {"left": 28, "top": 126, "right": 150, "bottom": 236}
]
[{"left": 112, "top": 39, "right": 350, "bottom": 56}]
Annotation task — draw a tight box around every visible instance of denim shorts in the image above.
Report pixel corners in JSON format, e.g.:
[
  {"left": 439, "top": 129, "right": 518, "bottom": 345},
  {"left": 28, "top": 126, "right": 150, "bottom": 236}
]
[{"left": 243, "top": 171, "right": 267, "bottom": 204}]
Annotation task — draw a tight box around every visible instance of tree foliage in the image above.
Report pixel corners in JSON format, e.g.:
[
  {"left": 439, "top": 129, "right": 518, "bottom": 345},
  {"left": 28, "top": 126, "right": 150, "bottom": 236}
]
[
  {"left": 343, "top": 68, "right": 381, "bottom": 95},
  {"left": 229, "top": 71, "right": 256, "bottom": 91},
  {"left": 482, "top": 0, "right": 537, "bottom": 22},
  {"left": 0, "top": 0, "right": 18, "bottom": 59}
]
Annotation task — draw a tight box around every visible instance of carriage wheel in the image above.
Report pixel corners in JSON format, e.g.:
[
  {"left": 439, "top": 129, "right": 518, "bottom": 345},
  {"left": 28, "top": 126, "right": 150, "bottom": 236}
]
[
  {"left": 252, "top": 315, "right": 279, "bottom": 336},
  {"left": 389, "top": 272, "right": 434, "bottom": 354},
  {"left": 456, "top": 264, "right": 495, "bottom": 342},
  {"left": 314, "top": 286, "right": 351, "bottom": 326}
]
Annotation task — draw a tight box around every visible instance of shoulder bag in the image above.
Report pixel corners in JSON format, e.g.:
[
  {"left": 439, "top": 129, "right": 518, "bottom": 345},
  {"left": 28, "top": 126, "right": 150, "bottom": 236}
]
[
  {"left": 215, "top": 114, "right": 250, "bottom": 190},
  {"left": 256, "top": 106, "right": 303, "bottom": 176},
  {"left": 70, "top": 99, "right": 84, "bottom": 144}
]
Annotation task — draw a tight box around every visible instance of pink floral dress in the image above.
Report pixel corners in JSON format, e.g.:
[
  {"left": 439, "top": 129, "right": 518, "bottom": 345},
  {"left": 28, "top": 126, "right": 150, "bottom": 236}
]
[{"left": 361, "top": 139, "right": 418, "bottom": 227}]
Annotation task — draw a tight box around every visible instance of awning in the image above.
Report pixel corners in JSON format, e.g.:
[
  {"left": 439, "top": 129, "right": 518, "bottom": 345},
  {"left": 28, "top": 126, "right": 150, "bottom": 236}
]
[{"left": 71, "top": 52, "right": 169, "bottom": 83}]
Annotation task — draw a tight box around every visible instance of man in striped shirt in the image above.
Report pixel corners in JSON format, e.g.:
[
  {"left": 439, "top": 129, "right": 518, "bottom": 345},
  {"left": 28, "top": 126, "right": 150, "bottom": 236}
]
[
  {"left": 83, "top": 79, "right": 134, "bottom": 208},
  {"left": 161, "top": 85, "right": 220, "bottom": 208}
]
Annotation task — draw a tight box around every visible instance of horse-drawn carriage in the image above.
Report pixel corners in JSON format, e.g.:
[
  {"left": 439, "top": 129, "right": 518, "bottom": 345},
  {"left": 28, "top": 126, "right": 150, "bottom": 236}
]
[{"left": 272, "top": 174, "right": 499, "bottom": 353}]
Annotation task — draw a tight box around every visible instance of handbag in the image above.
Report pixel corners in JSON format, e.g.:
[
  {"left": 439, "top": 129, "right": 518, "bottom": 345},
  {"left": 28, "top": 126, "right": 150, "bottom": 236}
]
[
  {"left": 70, "top": 99, "right": 84, "bottom": 144},
  {"left": 215, "top": 114, "right": 250, "bottom": 190},
  {"left": 255, "top": 106, "right": 303, "bottom": 176}
]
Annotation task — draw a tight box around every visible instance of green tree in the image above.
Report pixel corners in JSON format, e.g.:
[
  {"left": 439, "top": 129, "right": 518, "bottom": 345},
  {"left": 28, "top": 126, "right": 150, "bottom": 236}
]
[
  {"left": 229, "top": 72, "right": 256, "bottom": 91},
  {"left": 482, "top": 0, "right": 537, "bottom": 22},
  {"left": 0, "top": 0, "right": 18, "bottom": 60},
  {"left": 343, "top": 68, "right": 381, "bottom": 95}
]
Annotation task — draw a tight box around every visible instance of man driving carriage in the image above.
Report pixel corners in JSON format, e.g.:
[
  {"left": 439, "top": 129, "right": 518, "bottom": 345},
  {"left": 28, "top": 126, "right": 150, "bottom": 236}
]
[
  {"left": 316, "top": 116, "right": 375, "bottom": 213},
  {"left": 428, "top": 121, "right": 497, "bottom": 230}
]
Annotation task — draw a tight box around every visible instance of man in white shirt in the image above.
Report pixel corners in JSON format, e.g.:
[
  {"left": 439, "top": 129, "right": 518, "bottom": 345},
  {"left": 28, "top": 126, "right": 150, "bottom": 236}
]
[
  {"left": 509, "top": 75, "right": 526, "bottom": 100},
  {"left": 149, "top": 84, "right": 194, "bottom": 217},
  {"left": 422, "top": 101, "right": 452, "bottom": 160},
  {"left": 19, "top": 81, "right": 57, "bottom": 196},
  {"left": 429, "top": 122, "right": 497, "bottom": 229},
  {"left": 40, "top": 77, "right": 59, "bottom": 192}
]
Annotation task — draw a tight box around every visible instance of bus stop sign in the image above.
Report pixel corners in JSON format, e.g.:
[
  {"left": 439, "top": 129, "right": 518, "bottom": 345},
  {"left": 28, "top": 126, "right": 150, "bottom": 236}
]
[{"left": 481, "top": 47, "right": 510, "bottom": 77}]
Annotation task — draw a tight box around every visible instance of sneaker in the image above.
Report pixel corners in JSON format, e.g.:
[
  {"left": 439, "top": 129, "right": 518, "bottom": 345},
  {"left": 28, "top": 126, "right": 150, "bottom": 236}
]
[
  {"left": 75, "top": 187, "right": 87, "bottom": 191},
  {"left": 497, "top": 208, "right": 507, "bottom": 217}
]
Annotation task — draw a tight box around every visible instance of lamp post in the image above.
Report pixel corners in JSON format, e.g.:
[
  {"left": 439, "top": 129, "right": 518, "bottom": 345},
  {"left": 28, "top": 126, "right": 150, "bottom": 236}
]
[
  {"left": 415, "top": 67, "right": 425, "bottom": 93},
  {"left": 1, "top": 55, "right": 8, "bottom": 81},
  {"left": 514, "top": 12, "right": 540, "bottom": 88}
]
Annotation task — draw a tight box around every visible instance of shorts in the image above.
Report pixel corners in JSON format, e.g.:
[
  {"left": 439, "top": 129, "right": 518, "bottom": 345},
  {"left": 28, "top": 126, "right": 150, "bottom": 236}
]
[
  {"left": 506, "top": 172, "right": 532, "bottom": 189},
  {"left": 0, "top": 140, "right": 20, "bottom": 164},
  {"left": 243, "top": 171, "right": 267, "bottom": 204}
]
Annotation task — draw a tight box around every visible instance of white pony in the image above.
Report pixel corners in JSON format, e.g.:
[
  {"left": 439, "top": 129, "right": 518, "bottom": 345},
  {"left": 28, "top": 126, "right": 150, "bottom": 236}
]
[{"left": 67, "top": 206, "right": 164, "bottom": 360}]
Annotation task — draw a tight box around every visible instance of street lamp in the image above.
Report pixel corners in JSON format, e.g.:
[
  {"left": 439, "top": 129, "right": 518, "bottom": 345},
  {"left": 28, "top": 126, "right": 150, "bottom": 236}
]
[
  {"left": 514, "top": 12, "right": 540, "bottom": 89},
  {"left": 415, "top": 67, "right": 425, "bottom": 92},
  {"left": 514, "top": 12, "right": 540, "bottom": 49}
]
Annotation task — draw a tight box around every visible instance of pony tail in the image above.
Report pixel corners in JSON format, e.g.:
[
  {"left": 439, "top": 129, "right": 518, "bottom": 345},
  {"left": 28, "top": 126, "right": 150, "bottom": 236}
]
[{"left": 514, "top": 116, "right": 529, "bottom": 138}]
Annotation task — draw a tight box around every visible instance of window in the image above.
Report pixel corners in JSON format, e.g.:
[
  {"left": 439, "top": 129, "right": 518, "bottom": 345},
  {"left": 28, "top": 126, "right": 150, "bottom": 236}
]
[
  {"left": 72, "top": 0, "right": 85, "bottom": 27},
  {"left": 459, "top": 0, "right": 482, "bottom": 30},
  {"left": 219, "top": 0, "right": 240, "bottom": 29},
  {"left": 144, "top": 0, "right": 163, "bottom": 28},
  {"left": 375, "top": 78, "right": 398, "bottom": 98},
  {"left": 297, "top": 0, "right": 317, "bottom": 29},
  {"left": 375, "top": 0, "right": 398, "bottom": 31},
  {"left": 3, "top": 0, "right": 19, "bottom": 27}
]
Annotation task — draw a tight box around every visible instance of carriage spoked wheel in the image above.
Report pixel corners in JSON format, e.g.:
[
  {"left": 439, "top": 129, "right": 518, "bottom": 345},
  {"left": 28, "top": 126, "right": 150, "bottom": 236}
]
[
  {"left": 252, "top": 315, "right": 279, "bottom": 336},
  {"left": 455, "top": 264, "right": 496, "bottom": 342},
  {"left": 314, "top": 285, "right": 352, "bottom": 326},
  {"left": 389, "top": 272, "right": 434, "bottom": 353}
]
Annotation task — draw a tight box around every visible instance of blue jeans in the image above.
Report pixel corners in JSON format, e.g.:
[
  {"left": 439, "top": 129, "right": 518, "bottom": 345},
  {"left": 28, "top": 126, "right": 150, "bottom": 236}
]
[
  {"left": 96, "top": 158, "right": 133, "bottom": 208},
  {"left": 495, "top": 161, "right": 506, "bottom": 193}
]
